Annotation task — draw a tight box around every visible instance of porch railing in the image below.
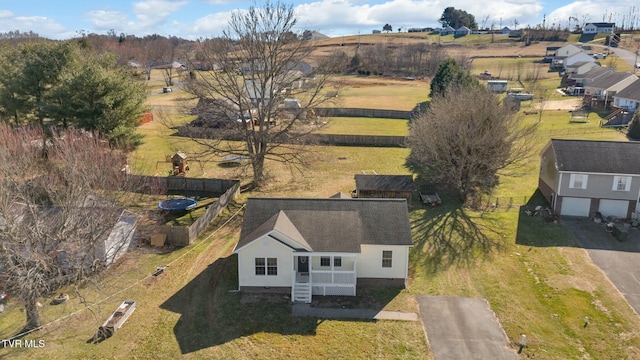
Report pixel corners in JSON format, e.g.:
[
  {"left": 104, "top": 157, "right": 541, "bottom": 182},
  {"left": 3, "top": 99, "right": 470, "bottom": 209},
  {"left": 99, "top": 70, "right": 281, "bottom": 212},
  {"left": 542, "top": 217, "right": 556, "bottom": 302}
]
[{"left": 311, "top": 270, "right": 356, "bottom": 285}]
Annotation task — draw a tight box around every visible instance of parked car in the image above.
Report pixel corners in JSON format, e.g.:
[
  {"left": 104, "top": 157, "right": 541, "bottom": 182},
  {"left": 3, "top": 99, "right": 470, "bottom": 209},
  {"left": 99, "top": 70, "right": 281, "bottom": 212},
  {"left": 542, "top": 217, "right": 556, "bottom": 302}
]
[{"left": 593, "top": 53, "right": 607, "bottom": 59}]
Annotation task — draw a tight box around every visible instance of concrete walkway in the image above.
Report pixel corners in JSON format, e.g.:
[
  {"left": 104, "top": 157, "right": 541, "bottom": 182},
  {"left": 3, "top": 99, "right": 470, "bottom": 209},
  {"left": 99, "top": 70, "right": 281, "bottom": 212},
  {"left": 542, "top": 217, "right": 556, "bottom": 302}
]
[{"left": 292, "top": 303, "right": 418, "bottom": 321}]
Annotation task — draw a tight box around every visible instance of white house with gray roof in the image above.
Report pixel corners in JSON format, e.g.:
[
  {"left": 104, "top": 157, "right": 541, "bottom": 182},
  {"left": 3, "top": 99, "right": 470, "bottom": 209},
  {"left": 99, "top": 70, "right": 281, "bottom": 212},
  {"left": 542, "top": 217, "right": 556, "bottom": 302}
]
[
  {"left": 233, "top": 197, "right": 413, "bottom": 303},
  {"left": 584, "top": 72, "right": 639, "bottom": 108},
  {"left": 539, "top": 139, "right": 640, "bottom": 219},
  {"left": 613, "top": 80, "right": 640, "bottom": 112}
]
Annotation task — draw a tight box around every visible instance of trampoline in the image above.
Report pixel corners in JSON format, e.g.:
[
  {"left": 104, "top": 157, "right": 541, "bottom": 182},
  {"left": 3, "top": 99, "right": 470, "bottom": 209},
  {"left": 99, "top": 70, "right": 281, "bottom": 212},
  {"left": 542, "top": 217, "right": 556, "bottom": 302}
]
[{"left": 158, "top": 198, "right": 197, "bottom": 211}]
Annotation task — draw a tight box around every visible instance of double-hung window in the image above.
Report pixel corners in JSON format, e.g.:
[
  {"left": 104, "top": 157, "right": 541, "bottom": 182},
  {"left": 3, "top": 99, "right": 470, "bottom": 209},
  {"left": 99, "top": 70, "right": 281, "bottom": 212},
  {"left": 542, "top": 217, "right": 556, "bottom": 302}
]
[
  {"left": 613, "top": 176, "right": 631, "bottom": 191},
  {"left": 382, "top": 250, "right": 393, "bottom": 268},
  {"left": 255, "top": 258, "right": 277, "bottom": 276},
  {"left": 320, "top": 256, "right": 331, "bottom": 267},
  {"left": 569, "top": 174, "right": 588, "bottom": 189}
]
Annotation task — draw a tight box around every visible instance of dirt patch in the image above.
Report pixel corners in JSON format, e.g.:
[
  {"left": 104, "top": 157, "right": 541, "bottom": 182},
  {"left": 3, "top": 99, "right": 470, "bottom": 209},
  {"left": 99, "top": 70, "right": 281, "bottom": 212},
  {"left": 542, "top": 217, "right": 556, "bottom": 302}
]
[{"left": 537, "top": 99, "right": 581, "bottom": 110}]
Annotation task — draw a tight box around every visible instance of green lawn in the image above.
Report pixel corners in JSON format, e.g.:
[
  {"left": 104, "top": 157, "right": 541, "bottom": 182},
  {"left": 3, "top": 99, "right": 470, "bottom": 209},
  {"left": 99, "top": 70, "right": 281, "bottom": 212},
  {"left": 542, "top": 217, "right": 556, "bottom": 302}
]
[
  {"left": 332, "top": 76, "right": 427, "bottom": 110},
  {"left": 314, "top": 117, "right": 408, "bottom": 136}
]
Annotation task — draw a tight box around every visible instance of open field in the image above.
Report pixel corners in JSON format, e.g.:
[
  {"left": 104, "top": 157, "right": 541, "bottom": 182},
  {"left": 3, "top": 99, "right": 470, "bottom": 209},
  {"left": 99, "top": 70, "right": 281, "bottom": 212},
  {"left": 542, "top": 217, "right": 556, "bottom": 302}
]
[
  {"left": 2, "top": 42, "right": 640, "bottom": 359},
  {"left": 314, "top": 117, "right": 408, "bottom": 136}
]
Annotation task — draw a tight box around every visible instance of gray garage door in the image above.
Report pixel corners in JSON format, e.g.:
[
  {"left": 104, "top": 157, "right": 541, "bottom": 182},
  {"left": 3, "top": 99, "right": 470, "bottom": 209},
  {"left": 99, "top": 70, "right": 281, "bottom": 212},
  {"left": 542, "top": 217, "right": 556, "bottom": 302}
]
[
  {"left": 598, "top": 199, "right": 629, "bottom": 219},
  {"left": 560, "top": 197, "right": 591, "bottom": 217}
]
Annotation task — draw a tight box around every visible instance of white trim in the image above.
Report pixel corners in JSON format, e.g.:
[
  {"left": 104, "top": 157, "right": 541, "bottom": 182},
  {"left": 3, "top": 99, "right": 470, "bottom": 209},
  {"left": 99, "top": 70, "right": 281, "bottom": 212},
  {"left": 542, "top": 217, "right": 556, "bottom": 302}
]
[
  {"left": 612, "top": 176, "right": 632, "bottom": 191},
  {"left": 569, "top": 173, "right": 588, "bottom": 189},
  {"left": 557, "top": 173, "right": 563, "bottom": 196},
  {"left": 234, "top": 229, "right": 312, "bottom": 253},
  {"left": 559, "top": 170, "right": 640, "bottom": 177}
]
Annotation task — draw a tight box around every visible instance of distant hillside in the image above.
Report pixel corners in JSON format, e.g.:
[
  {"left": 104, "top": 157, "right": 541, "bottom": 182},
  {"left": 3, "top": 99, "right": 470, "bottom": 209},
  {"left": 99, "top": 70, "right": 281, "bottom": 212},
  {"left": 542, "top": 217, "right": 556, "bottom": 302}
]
[{"left": 306, "top": 31, "right": 330, "bottom": 40}]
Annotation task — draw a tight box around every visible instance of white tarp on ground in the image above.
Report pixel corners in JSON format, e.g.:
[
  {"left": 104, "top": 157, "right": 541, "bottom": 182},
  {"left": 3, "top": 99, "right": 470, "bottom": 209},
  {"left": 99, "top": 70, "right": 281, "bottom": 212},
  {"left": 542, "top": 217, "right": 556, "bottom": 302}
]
[{"left": 97, "top": 210, "right": 140, "bottom": 265}]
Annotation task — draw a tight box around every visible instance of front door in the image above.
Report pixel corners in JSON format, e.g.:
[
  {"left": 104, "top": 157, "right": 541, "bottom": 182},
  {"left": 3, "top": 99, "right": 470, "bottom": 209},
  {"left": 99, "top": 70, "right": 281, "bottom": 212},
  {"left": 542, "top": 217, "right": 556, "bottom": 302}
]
[{"left": 297, "top": 256, "right": 309, "bottom": 273}]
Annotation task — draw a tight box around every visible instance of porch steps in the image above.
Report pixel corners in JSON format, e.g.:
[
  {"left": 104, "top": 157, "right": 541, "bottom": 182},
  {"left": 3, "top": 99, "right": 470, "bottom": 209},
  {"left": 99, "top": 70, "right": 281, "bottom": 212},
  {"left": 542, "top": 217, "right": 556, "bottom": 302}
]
[{"left": 293, "top": 283, "right": 312, "bottom": 303}]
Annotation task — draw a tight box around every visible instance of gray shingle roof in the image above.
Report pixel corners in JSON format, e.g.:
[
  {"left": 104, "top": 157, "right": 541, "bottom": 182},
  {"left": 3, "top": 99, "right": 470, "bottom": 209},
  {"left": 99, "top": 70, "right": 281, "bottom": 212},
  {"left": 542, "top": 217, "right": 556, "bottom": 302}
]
[
  {"left": 614, "top": 79, "right": 640, "bottom": 101},
  {"left": 551, "top": 139, "right": 640, "bottom": 174},
  {"left": 236, "top": 198, "right": 413, "bottom": 253},
  {"left": 355, "top": 175, "right": 416, "bottom": 192},
  {"left": 586, "top": 72, "right": 637, "bottom": 90},
  {"left": 571, "top": 66, "right": 613, "bottom": 81}
]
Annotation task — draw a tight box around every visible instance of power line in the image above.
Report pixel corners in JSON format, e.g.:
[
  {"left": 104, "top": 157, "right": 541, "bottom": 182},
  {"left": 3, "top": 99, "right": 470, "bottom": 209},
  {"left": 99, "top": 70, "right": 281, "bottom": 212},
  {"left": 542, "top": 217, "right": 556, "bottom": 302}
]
[{"left": 3, "top": 203, "right": 245, "bottom": 341}]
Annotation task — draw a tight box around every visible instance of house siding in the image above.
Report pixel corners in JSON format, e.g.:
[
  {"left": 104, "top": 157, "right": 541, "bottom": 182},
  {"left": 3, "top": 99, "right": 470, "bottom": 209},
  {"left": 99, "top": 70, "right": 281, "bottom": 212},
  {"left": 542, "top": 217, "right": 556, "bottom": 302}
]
[
  {"left": 538, "top": 144, "right": 559, "bottom": 202},
  {"left": 357, "top": 244, "right": 409, "bottom": 280},
  {"left": 559, "top": 173, "right": 640, "bottom": 200},
  {"left": 564, "top": 53, "right": 595, "bottom": 68},
  {"left": 613, "top": 97, "right": 640, "bottom": 111},
  {"left": 237, "top": 236, "right": 294, "bottom": 288}
]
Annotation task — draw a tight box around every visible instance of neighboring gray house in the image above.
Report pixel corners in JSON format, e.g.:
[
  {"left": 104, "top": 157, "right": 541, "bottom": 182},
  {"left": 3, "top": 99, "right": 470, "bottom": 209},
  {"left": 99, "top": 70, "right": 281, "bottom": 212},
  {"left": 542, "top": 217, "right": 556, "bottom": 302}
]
[
  {"left": 501, "top": 27, "right": 511, "bottom": 35},
  {"left": 584, "top": 72, "right": 639, "bottom": 108},
  {"left": 563, "top": 52, "right": 596, "bottom": 69},
  {"left": 564, "top": 61, "right": 600, "bottom": 77},
  {"left": 233, "top": 197, "right": 413, "bottom": 303},
  {"left": 552, "top": 44, "right": 585, "bottom": 68},
  {"left": 455, "top": 26, "right": 471, "bottom": 35},
  {"left": 583, "top": 22, "right": 615, "bottom": 34},
  {"left": 538, "top": 139, "right": 640, "bottom": 219},
  {"left": 439, "top": 26, "right": 455, "bottom": 35},
  {"left": 613, "top": 79, "right": 640, "bottom": 112},
  {"left": 569, "top": 66, "right": 614, "bottom": 87}
]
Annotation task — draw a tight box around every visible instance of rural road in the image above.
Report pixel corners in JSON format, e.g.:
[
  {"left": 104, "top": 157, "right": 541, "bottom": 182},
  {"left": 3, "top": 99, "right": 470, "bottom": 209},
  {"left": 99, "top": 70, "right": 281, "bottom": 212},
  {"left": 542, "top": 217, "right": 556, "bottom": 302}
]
[{"left": 588, "top": 42, "right": 639, "bottom": 68}]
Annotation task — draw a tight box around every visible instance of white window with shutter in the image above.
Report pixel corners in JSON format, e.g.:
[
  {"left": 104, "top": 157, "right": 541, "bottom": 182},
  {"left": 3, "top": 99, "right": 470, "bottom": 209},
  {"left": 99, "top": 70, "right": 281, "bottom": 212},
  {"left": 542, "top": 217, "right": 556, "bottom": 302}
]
[
  {"left": 569, "top": 174, "right": 588, "bottom": 189},
  {"left": 612, "top": 176, "right": 631, "bottom": 191}
]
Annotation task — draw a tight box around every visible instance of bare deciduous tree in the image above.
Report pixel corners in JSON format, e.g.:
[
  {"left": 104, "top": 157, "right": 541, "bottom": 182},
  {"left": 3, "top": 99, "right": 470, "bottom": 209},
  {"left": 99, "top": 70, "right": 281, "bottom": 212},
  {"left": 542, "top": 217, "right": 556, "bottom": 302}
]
[
  {"left": 0, "top": 124, "right": 137, "bottom": 330},
  {"left": 182, "top": 1, "right": 339, "bottom": 187},
  {"left": 406, "top": 85, "right": 537, "bottom": 203}
]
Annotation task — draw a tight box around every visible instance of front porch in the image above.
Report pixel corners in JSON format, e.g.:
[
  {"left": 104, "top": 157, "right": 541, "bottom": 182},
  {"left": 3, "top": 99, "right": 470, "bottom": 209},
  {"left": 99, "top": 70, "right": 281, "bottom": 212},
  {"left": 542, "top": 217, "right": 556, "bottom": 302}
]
[{"left": 292, "top": 254, "right": 357, "bottom": 303}]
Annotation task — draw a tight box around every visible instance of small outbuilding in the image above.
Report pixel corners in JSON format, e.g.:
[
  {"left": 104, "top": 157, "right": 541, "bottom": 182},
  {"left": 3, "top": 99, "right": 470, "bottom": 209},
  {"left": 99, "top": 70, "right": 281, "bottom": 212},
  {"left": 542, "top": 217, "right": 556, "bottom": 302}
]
[
  {"left": 487, "top": 80, "right": 508, "bottom": 93},
  {"left": 354, "top": 174, "right": 416, "bottom": 202},
  {"left": 171, "top": 151, "right": 189, "bottom": 176}
]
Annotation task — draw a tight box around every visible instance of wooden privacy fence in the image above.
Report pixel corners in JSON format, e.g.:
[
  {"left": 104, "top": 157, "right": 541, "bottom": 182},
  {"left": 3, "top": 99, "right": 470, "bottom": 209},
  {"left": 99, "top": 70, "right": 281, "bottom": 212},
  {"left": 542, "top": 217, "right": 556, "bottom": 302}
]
[
  {"left": 177, "top": 125, "right": 407, "bottom": 147},
  {"left": 130, "top": 175, "right": 239, "bottom": 196},
  {"left": 130, "top": 175, "right": 240, "bottom": 246},
  {"left": 306, "top": 134, "right": 406, "bottom": 147},
  {"left": 313, "top": 107, "right": 413, "bottom": 119}
]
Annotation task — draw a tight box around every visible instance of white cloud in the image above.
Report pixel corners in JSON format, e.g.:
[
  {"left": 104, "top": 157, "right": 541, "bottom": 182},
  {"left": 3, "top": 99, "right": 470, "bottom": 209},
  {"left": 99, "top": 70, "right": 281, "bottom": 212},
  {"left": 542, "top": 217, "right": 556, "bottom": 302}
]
[
  {"left": 292, "top": 0, "right": 545, "bottom": 36},
  {"left": 0, "top": 10, "right": 14, "bottom": 18},
  {"left": 202, "top": 0, "right": 235, "bottom": 4},
  {"left": 191, "top": 11, "right": 235, "bottom": 37},
  {"left": 131, "top": 0, "right": 188, "bottom": 30},
  {"left": 0, "top": 15, "right": 67, "bottom": 38},
  {"left": 88, "top": 10, "right": 128, "bottom": 29}
]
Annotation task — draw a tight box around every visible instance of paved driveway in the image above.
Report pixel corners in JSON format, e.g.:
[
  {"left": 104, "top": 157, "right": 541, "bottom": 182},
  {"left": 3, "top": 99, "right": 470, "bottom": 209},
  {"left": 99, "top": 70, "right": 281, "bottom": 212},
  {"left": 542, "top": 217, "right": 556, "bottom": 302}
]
[
  {"left": 562, "top": 218, "right": 640, "bottom": 315},
  {"left": 417, "top": 296, "right": 518, "bottom": 360}
]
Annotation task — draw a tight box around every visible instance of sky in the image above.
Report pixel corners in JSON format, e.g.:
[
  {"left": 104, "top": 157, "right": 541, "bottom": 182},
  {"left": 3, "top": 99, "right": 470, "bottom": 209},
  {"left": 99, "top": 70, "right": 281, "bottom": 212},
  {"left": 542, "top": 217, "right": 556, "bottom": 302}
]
[{"left": 0, "top": 0, "right": 638, "bottom": 40}]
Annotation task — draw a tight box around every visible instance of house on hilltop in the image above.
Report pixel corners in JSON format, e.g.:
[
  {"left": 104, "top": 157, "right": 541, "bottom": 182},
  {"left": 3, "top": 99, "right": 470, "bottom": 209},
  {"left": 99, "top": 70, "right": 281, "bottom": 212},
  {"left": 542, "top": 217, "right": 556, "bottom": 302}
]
[{"left": 583, "top": 22, "right": 615, "bottom": 35}]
